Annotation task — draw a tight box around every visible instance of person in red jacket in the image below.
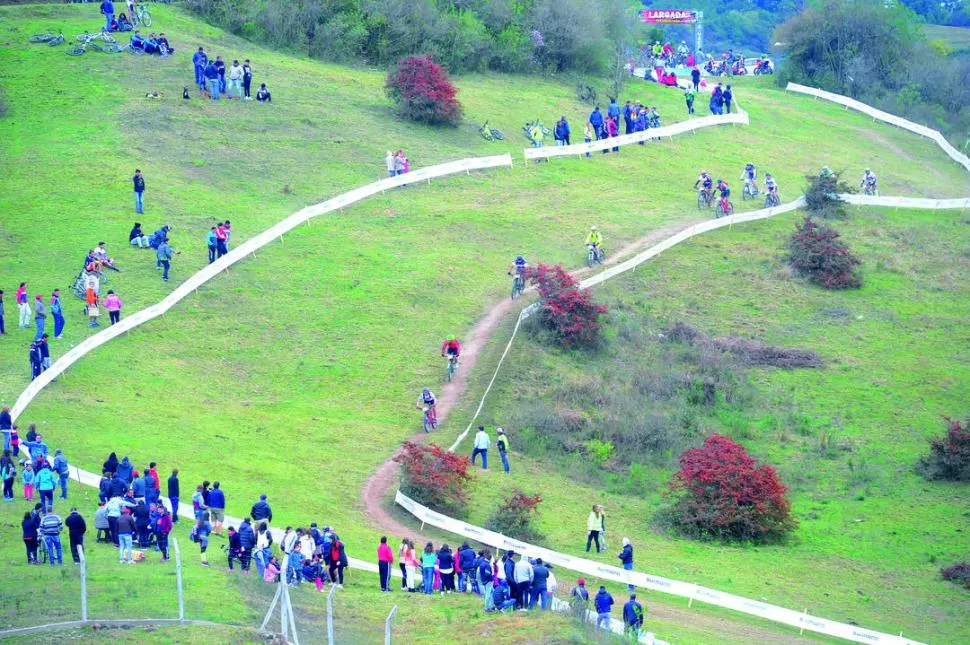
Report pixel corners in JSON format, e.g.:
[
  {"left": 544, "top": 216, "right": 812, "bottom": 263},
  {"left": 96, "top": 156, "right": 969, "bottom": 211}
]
[
  {"left": 215, "top": 222, "right": 229, "bottom": 258},
  {"left": 441, "top": 336, "right": 461, "bottom": 358},
  {"left": 378, "top": 535, "right": 394, "bottom": 592}
]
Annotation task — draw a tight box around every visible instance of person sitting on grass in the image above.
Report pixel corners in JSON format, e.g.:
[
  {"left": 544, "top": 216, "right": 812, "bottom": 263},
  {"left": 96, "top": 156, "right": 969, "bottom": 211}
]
[
  {"left": 255, "top": 83, "right": 272, "bottom": 103},
  {"left": 157, "top": 33, "right": 173, "bottom": 55},
  {"left": 109, "top": 17, "right": 120, "bottom": 32},
  {"left": 117, "top": 13, "right": 132, "bottom": 32},
  {"left": 130, "top": 31, "right": 145, "bottom": 50},
  {"left": 143, "top": 33, "right": 159, "bottom": 55}
]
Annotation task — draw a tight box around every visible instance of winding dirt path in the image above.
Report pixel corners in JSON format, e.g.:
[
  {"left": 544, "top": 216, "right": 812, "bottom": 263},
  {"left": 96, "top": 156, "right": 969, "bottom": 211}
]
[{"left": 359, "top": 217, "right": 707, "bottom": 541}]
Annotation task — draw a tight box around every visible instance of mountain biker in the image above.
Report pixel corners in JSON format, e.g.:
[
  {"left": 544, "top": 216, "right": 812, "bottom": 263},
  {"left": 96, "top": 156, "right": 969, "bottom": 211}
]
[
  {"left": 718, "top": 191, "right": 733, "bottom": 215},
  {"left": 677, "top": 40, "right": 689, "bottom": 57},
  {"left": 740, "top": 163, "right": 757, "bottom": 192},
  {"left": 819, "top": 166, "right": 833, "bottom": 179},
  {"left": 416, "top": 387, "right": 437, "bottom": 426},
  {"left": 693, "top": 171, "right": 713, "bottom": 192},
  {"left": 441, "top": 336, "right": 462, "bottom": 359},
  {"left": 860, "top": 168, "right": 877, "bottom": 192},
  {"left": 648, "top": 107, "right": 660, "bottom": 129},
  {"left": 585, "top": 226, "right": 603, "bottom": 262},
  {"left": 763, "top": 173, "right": 778, "bottom": 195},
  {"left": 715, "top": 178, "right": 730, "bottom": 198}
]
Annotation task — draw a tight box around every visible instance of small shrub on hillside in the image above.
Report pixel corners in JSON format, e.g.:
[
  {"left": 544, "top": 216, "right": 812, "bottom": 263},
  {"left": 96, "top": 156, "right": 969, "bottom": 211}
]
[
  {"left": 385, "top": 55, "right": 462, "bottom": 126},
  {"left": 917, "top": 416, "right": 970, "bottom": 481},
  {"left": 666, "top": 434, "right": 797, "bottom": 543},
  {"left": 484, "top": 489, "right": 545, "bottom": 542},
  {"left": 575, "top": 80, "right": 598, "bottom": 104},
  {"left": 394, "top": 442, "right": 472, "bottom": 517},
  {"left": 804, "top": 170, "right": 854, "bottom": 219},
  {"left": 528, "top": 263, "right": 607, "bottom": 348},
  {"left": 788, "top": 217, "right": 862, "bottom": 289},
  {"left": 941, "top": 562, "right": 970, "bottom": 589}
]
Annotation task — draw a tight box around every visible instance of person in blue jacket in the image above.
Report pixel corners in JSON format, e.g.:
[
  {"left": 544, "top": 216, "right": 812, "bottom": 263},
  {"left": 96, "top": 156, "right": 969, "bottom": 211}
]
[
  {"left": 623, "top": 593, "right": 645, "bottom": 638},
  {"left": 478, "top": 550, "right": 494, "bottom": 611},
  {"left": 141, "top": 471, "right": 158, "bottom": 504},
  {"left": 192, "top": 47, "right": 208, "bottom": 91},
  {"left": 618, "top": 537, "right": 635, "bottom": 590},
  {"left": 204, "top": 60, "right": 220, "bottom": 100},
  {"left": 623, "top": 100, "right": 633, "bottom": 134},
  {"left": 116, "top": 456, "right": 133, "bottom": 485},
  {"left": 607, "top": 98, "right": 620, "bottom": 124},
  {"left": 588, "top": 106, "right": 604, "bottom": 140},
  {"left": 491, "top": 579, "right": 517, "bottom": 612},
  {"left": 595, "top": 585, "right": 614, "bottom": 630},
  {"left": 554, "top": 116, "right": 570, "bottom": 147},
  {"left": 458, "top": 542, "right": 476, "bottom": 593},
  {"left": 100, "top": 0, "right": 114, "bottom": 33}
]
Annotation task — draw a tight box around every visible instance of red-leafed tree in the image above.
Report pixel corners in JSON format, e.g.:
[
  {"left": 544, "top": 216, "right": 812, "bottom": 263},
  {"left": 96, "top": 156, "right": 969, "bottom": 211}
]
[
  {"left": 917, "top": 415, "right": 970, "bottom": 481},
  {"left": 485, "top": 489, "right": 544, "bottom": 542},
  {"left": 528, "top": 263, "right": 607, "bottom": 348},
  {"left": 394, "top": 441, "right": 473, "bottom": 516},
  {"left": 667, "top": 435, "right": 796, "bottom": 543},
  {"left": 385, "top": 55, "right": 463, "bottom": 126},
  {"left": 788, "top": 217, "right": 861, "bottom": 289}
]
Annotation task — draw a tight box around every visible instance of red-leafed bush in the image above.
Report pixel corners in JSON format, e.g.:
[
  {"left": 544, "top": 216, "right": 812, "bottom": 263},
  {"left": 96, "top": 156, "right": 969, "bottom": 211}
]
[
  {"left": 667, "top": 434, "right": 796, "bottom": 543},
  {"left": 485, "top": 489, "right": 544, "bottom": 542},
  {"left": 528, "top": 263, "right": 607, "bottom": 348},
  {"left": 385, "top": 55, "right": 463, "bottom": 126},
  {"left": 941, "top": 562, "right": 970, "bottom": 589},
  {"left": 394, "top": 442, "right": 473, "bottom": 517},
  {"left": 788, "top": 216, "right": 861, "bottom": 289},
  {"left": 917, "top": 416, "right": 970, "bottom": 481}
]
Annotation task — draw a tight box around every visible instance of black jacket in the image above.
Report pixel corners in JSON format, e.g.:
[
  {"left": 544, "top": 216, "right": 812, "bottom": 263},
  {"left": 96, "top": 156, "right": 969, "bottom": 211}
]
[
  {"left": 109, "top": 476, "right": 128, "bottom": 499},
  {"left": 66, "top": 512, "right": 87, "bottom": 536},
  {"left": 22, "top": 518, "right": 38, "bottom": 540},
  {"left": 458, "top": 546, "right": 477, "bottom": 572},
  {"left": 237, "top": 521, "right": 255, "bottom": 549},
  {"left": 250, "top": 500, "right": 272, "bottom": 521},
  {"left": 132, "top": 174, "right": 145, "bottom": 193},
  {"left": 133, "top": 503, "right": 149, "bottom": 527},
  {"left": 532, "top": 564, "right": 549, "bottom": 589},
  {"left": 167, "top": 474, "right": 179, "bottom": 498}
]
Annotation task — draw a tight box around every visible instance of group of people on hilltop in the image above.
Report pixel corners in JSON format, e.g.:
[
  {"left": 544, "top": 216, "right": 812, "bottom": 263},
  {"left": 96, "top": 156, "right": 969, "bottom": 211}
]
[
  {"left": 99, "top": 1, "right": 172, "bottom": 56},
  {"left": 191, "top": 47, "right": 272, "bottom": 102}
]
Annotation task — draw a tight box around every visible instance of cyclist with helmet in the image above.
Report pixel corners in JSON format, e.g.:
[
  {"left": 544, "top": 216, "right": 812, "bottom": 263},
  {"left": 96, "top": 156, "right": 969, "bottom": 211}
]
[
  {"left": 763, "top": 173, "right": 779, "bottom": 205},
  {"left": 441, "top": 335, "right": 462, "bottom": 359},
  {"left": 715, "top": 178, "right": 730, "bottom": 198},
  {"left": 860, "top": 168, "right": 878, "bottom": 194},
  {"left": 416, "top": 387, "right": 438, "bottom": 427},
  {"left": 694, "top": 171, "right": 714, "bottom": 205},
  {"left": 509, "top": 255, "right": 528, "bottom": 278},
  {"left": 819, "top": 166, "right": 833, "bottom": 179},
  {"left": 585, "top": 226, "right": 604, "bottom": 263},
  {"left": 740, "top": 162, "right": 757, "bottom": 185}
]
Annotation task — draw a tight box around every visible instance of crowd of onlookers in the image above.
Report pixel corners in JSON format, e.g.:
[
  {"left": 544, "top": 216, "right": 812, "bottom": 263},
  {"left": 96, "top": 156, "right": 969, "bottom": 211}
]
[{"left": 191, "top": 47, "right": 272, "bottom": 102}]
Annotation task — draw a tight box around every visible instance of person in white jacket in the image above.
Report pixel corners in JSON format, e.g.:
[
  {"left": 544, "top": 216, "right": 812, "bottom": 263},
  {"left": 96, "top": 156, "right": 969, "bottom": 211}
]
[
  {"left": 227, "top": 60, "right": 245, "bottom": 99},
  {"left": 472, "top": 426, "right": 490, "bottom": 470}
]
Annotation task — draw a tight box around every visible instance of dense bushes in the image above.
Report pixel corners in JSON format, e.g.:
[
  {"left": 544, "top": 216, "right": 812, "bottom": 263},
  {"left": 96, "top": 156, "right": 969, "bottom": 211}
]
[
  {"left": 788, "top": 217, "right": 862, "bottom": 290},
  {"left": 665, "top": 434, "right": 796, "bottom": 543},
  {"left": 527, "top": 263, "right": 607, "bottom": 348},
  {"left": 394, "top": 442, "right": 473, "bottom": 517},
  {"left": 917, "top": 416, "right": 970, "bottom": 481},
  {"left": 386, "top": 56, "right": 462, "bottom": 126},
  {"left": 941, "top": 562, "right": 970, "bottom": 589},
  {"left": 485, "top": 489, "right": 545, "bottom": 542},
  {"left": 804, "top": 170, "right": 854, "bottom": 220}
]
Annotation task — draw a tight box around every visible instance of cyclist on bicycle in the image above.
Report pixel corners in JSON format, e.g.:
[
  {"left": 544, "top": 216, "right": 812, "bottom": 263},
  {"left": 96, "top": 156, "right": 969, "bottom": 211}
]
[
  {"left": 416, "top": 387, "right": 438, "bottom": 426},
  {"left": 860, "top": 168, "right": 877, "bottom": 192},
  {"left": 763, "top": 173, "right": 778, "bottom": 195},
  {"left": 509, "top": 255, "right": 528, "bottom": 278},
  {"left": 585, "top": 226, "right": 603, "bottom": 262},
  {"left": 716, "top": 178, "right": 730, "bottom": 198},
  {"left": 694, "top": 171, "right": 713, "bottom": 191},
  {"left": 740, "top": 163, "right": 757, "bottom": 189},
  {"left": 441, "top": 335, "right": 462, "bottom": 359}
]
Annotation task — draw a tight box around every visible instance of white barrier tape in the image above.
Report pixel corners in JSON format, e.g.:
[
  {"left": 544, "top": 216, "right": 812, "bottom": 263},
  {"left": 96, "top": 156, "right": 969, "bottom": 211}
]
[
  {"left": 786, "top": 83, "right": 970, "bottom": 173},
  {"left": 395, "top": 491, "right": 924, "bottom": 645},
  {"left": 523, "top": 112, "right": 748, "bottom": 160}
]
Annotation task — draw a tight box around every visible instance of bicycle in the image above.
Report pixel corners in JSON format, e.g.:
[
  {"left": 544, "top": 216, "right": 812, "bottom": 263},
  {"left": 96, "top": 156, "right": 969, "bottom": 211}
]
[
  {"left": 522, "top": 119, "right": 552, "bottom": 142},
  {"left": 741, "top": 181, "right": 759, "bottom": 200},
  {"left": 764, "top": 191, "right": 780, "bottom": 208},
  {"left": 479, "top": 121, "right": 504, "bottom": 142},
  {"left": 697, "top": 188, "right": 713, "bottom": 210},
  {"left": 421, "top": 407, "right": 436, "bottom": 433},
  {"left": 862, "top": 185, "right": 878, "bottom": 196},
  {"left": 714, "top": 200, "right": 734, "bottom": 218},
  {"left": 37, "top": 538, "right": 49, "bottom": 565},
  {"left": 510, "top": 272, "right": 525, "bottom": 300},
  {"left": 586, "top": 244, "right": 605, "bottom": 268},
  {"left": 446, "top": 354, "right": 459, "bottom": 382},
  {"left": 132, "top": 3, "right": 152, "bottom": 27}
]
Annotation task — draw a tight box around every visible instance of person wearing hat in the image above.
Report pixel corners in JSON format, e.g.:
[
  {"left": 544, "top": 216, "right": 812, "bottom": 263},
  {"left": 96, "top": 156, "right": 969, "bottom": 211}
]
[
  {"left": 472, "top": 426, "right": 490, "bottom": 470},
  {"left": 250, "top": 493, "right": 272, "bottom": 524},
  {"left": 618, "top": 537, "right": 635, "bottom": 591},
  {"left": 65, "top": 507, "right": 87, "bottom": 564},
  {"left": 594, "top": 584, "right": 614, "bottom": 630},
  {"left": 623, "top": 592, "right": 645, "bottom": 638},
  {"left": 496, "top": 428, "right": 511, "bottom": 474},
  {"left": 571, "top": 578, "right": 590, "bottom": 606}
]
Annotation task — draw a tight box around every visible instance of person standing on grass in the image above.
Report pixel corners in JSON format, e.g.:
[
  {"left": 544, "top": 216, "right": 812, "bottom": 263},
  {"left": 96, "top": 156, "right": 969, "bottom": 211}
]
[
  {"left": 472, "top": 426, "right": 490, "bottom": 470},
  {"left": 33, "top": 294, "right": 46, "bottom": 341},
  {"left": 586, "top": 504, "right": 605, "bottom": 553},
  {"left": 65, "top": 507, "right": 86, "bottom": 564},
  {"left": 156, "top": 505, "right": 172, "bottom": 561},
  {"left": 623, "top": 593, "right": 645, "bottom": 638},
  {"left": 156, "top": 237, "right": 175, "bottom": 282},
  {"left": 530, "top": 558, "right": 550, "bottom": 610},
  {"left": 16, "top": 283, "right": 30, "bottom": 329},
  {"left": 329, "top": 534, "right": 348, "bottom": 587},
  {"left": 254, "top": 522, "right": 272, "bottom": 577},
  {"left": 251, "top": 493, "right": 272, "bottom": 525},
  {"left": 206, "top": 226, "right": 217, "bottom": 263},
  {"left": 167, "top": 468, "right": 180, "bottom": 522},
  {"left": 2, "top": 459, "right": 15, "bottom": 501},
  {"left": 618, "top": 537, "right": 635, "bottom": 591},
  {"left": 607, "top": 117, "right": 619, "bottom": 153},
  {"left": 53, "top": 449, "right": 69, "bottom": 500},
  {"left": 228, "top": 60, "right": 244, "bottom": 99},
  {"left": 208, "top": 480, "right": 226, "bottom": 536},
  {"left": 420, "top": 542, "right": 436, "bottom": 594},
  {"left": 191, "top": 484, "right": 207, "bottom": 521},
  {"left": 595, "top": 585, "right": 614, "bottom": 630},
  {"left": 226, "top": 526, "right": 241, "bottom": 571},
  {"left": 479, "top": 550, "right": 495, "bottom": 611},
  {"left": 103, "top": 290, "right": 122, "bottom": 325},
  {"left": 35, "top": 463, "right": 57, "bottom": 514},
  {"left": 513, "top": 552, "right": 534, "bottom": 609},
  {"left": 50, "top": 289, "right": 64, "bottom": 340},
  {"left": 243, "top": 59, "right": 253, "bottom": 100},
  {"left": 140, "top": 469, "right": 158, "bottom": 506},
  {"left": 724, "top": 85, "right": 734, "bottom": 114},
  {"left": 133, "top": 169, "right": 145, "bottom": 214},
  {"left": 1, "top": 405, "right": 14, "bottom": 453},
  {"left": 0, "top": 290, "right": 6, "bottom": 336},
  {"left": 496, "top": 428, "right": 511, "bottom": 474},
  {"left": 215, "top": 55, "right": 227, "bottom": 94},
  {"left": 589, "top": 106, "right": 604, "bottom": 140},
  {"left": 237, "top": 517, "right": 254, "bottom": 575},
  {"left": 215, "top": 222, "right": 229, "bottom": 258},
  {"left": 100, "top": 0, "right": 114, "bottom": 33},
  {"left": 684, "top": 86, "right": 696, "bottom": 115},
  {"left": 204, "top": 59, "right": 220, "bottom": 99},
  {"left": 378, "top": 536, "right": 394, "bottom": 592},
  {"left": 116, "top": 507, "right": 136, "bottom": 564},
  {"left": 195, "top": 511, "right": 212, "bottom": 566},
  {"left": 39, "top": 508, "right": 63, "bottom": 567},
  {"left": 571, "top": 578, "right": 590, "bottom": 608},
  {"left": 193, "top": 47, "right": 208, "bottom": 91},
  {"left": 437, "top": 543, "right": 455, "bottom": 593}
]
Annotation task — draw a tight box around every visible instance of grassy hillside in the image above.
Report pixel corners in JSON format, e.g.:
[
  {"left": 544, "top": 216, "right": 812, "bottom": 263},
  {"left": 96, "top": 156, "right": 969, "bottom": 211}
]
[
  {"left": 2, "top": 3, "right": 969, "bottom": 643},
  {"left": 450, "top": 205, "right": 970, "bottom": 644}
]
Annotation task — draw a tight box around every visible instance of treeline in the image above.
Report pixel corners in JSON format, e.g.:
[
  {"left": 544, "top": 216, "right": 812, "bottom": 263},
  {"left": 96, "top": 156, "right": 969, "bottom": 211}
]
[
  {"left": 183, "top": 0, "right": 635, "bottom": 75},
  {"left": 776, "top": 0, "right": 970, "bottom": 146}
]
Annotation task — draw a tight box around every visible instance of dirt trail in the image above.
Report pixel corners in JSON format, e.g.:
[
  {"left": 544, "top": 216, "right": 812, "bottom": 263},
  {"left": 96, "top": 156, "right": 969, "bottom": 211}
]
[{"left": 359, "top": 217, "right": 706, "bottom": 542}]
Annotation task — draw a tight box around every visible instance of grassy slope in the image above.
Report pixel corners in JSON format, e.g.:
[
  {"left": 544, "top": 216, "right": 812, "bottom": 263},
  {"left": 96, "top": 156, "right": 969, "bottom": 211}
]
[
  {"left": 924, "top": 24, "right": 970, "bottom": 52},
  {"left": 449, "top": 206, "right": 970, "bottom": 644},
  {"left": 1, "top": 4, "right": 969, "bottom": 643}
]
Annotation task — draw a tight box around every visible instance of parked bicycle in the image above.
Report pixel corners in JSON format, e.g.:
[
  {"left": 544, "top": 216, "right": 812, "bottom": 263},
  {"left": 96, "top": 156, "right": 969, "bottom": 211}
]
[
  {"left": 132, "top": 3, "right": 152, "bottom": 27},
  {"left": 479, "top": 121, "right": 504, "bottom": 142}
]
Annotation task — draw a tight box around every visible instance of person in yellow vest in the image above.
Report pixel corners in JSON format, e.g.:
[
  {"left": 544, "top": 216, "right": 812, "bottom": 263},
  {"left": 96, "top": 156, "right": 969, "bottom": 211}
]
[{"left": 496, "top": 428, "right": 511, "bottom": 474}]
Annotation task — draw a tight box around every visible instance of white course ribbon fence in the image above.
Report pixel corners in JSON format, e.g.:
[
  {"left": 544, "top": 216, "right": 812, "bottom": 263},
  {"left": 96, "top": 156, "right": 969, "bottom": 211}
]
[{"left": 523, "top": 111, "right": 748, "bottom": 161}]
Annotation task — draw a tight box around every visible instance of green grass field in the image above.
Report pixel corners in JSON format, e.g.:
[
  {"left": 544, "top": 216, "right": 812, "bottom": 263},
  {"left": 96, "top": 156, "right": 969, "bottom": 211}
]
[{"left": 2, "top": 3, "right": 969, "bottom": 643}]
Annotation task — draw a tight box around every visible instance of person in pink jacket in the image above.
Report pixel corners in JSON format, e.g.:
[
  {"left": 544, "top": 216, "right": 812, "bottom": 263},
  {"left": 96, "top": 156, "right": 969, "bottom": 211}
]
[
  {"left": 377, "top": 535, "right": 394, "bottom": 592},
  {"left": 104, "top": 291, "right": 123, "bottom": 325}
]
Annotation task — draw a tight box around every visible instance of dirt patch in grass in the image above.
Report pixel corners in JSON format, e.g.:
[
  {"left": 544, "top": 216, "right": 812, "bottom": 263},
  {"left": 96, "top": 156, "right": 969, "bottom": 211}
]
[{"left": 664, "top": 321, "right": 824, "bottom": 368}]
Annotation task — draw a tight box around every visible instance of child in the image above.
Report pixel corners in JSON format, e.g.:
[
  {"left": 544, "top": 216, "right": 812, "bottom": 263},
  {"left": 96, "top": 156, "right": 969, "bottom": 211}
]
[
  {"left": 264, "top": 556, "right": 281, "bottom": 583},
  {"left": 85, "top": 284, "right": 100, "bottom": 328},
  {"left": 10, "top": 428, "right": 19, "bottom": 456},
  {"left": 584, "top": 123, "right": 593, "bottom": 158},
  {"left": 22, "top": 462, "right": 35, "bottom": 500}
]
